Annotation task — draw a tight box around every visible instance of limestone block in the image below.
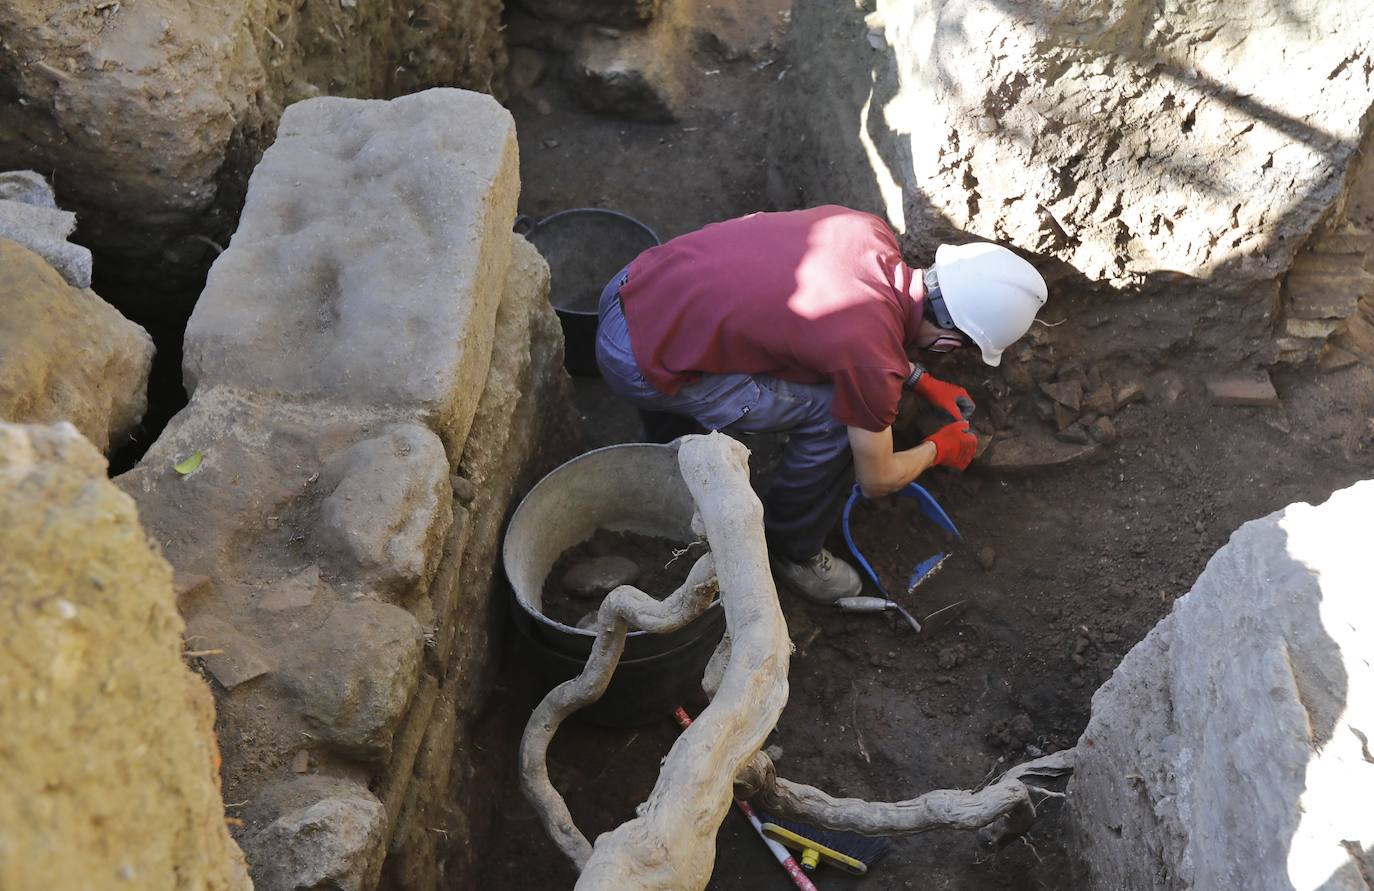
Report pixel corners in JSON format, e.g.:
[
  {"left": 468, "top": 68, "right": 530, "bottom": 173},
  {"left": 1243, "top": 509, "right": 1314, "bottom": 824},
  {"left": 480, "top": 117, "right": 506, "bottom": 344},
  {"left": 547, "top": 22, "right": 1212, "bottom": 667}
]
[
  {"left": 183, "top": 89, "right": 519, "bottom": 456},
  {"left": 0, "top": 170, "right": 59, "bottom": 206},
  {"left": 246, "top": 777, "right": 386, "bottom": 891},
  {"left": 777, "top": 0, "right": 1374, "bottom": 298},
  {"left": 281, "top": 600, "right": 425, "bottom": 760},
  {"left": 0, "top": 238, "right": 153, "bottom": 454},
  {"left": 318, "top": 424, "right": 453, "bottom": 599},
  {"left": 1070, "top": 480, "right": 1374, "bottom": 889},
  {"left": 0, "top": 194, "right": 92, "bottom": 289},
  {"left": 0, "top": 421, "right": 250, "bottom": 891},
  {"left": 0, "top": 2, "right": 506, "bottom": 295}
]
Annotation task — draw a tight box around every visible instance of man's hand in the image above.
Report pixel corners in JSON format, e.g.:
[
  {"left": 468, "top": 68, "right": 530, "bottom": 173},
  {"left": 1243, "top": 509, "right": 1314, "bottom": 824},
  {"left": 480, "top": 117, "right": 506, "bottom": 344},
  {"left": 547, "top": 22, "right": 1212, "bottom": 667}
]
[
  {"left": 924, "top": 421, "right": 977, "bottom": 470},
  {"left": 913, "top": 371, "right": 976, "bottom": 421}
]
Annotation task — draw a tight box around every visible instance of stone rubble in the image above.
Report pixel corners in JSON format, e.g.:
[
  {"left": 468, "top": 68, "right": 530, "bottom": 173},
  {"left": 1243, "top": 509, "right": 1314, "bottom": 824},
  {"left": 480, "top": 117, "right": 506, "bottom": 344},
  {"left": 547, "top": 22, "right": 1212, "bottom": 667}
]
[{"left": 1205, "top": 371, "right": 1280, "bottom": 406}]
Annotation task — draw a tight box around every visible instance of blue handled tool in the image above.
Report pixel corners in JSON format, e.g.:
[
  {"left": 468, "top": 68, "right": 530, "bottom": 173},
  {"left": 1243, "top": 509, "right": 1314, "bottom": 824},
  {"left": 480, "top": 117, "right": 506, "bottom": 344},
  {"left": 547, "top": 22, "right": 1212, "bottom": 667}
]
[{"left": 838, "top": 482, "right": 967, "bottom": 633}]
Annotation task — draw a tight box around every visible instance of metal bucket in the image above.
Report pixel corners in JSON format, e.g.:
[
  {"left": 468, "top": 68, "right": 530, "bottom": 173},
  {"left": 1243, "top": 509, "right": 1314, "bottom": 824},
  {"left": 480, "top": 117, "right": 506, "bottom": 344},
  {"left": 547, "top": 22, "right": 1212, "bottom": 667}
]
[
  {"left": 514, "top": 209, "right": 661, "bottom": 377},
  {"left": 502, "top": 442, "right": 723, "bottom": 726}
]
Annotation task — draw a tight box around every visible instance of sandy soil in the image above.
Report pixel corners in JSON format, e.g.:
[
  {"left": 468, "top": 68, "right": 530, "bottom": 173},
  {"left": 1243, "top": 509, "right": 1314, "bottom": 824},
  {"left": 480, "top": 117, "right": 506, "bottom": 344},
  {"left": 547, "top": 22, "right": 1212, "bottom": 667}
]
[{"left": 480, "top": 0, "right": 1374, "bottom": 887}]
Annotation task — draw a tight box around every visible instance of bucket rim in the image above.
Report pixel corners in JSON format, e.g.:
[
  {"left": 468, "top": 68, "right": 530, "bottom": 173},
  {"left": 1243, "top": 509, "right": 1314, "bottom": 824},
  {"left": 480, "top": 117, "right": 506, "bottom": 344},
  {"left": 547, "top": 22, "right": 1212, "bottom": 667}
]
[{"left": 503, "top": 441, "right": 719, "bottom": 640}]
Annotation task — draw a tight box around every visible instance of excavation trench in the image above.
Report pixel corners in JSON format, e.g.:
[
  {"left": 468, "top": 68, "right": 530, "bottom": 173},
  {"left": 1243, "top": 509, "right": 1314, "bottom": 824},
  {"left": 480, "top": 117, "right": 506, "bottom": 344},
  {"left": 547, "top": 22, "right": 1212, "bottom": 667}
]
[{"left": 6, "top": 0, "right": 1373, "bottom": 888}]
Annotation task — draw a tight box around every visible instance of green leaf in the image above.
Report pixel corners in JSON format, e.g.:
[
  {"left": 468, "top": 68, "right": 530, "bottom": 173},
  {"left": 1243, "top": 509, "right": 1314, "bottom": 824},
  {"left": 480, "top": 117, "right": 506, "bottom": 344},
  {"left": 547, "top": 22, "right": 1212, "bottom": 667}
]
[{"left": 173, "top": 451, "right": 204, "bottom": 475}]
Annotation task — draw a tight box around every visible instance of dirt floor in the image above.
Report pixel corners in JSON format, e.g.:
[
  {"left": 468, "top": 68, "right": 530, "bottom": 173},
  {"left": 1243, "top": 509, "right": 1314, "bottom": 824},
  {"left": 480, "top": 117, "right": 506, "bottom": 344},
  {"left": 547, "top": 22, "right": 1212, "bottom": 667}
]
[{"left": 479, "top": 1, "right": 1374, "bottom": 889}]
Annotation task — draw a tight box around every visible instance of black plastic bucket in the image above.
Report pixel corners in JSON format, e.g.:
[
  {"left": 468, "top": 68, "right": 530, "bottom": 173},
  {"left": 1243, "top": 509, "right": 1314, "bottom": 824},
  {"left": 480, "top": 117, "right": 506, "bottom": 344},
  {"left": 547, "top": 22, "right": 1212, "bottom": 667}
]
[
  {"left": 502, "top": 442, "right": 724, "bottom": 726},
  {"left": 514, "top": 209, "right": 661, "bottom": 377}
]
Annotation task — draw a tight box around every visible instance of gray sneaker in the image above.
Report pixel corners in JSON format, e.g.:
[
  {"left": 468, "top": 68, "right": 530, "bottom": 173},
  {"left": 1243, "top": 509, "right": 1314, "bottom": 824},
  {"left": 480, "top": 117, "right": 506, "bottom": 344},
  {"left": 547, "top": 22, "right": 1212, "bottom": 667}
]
[{"left": 773, "top": 548, "right": 863, "bottom": 604}]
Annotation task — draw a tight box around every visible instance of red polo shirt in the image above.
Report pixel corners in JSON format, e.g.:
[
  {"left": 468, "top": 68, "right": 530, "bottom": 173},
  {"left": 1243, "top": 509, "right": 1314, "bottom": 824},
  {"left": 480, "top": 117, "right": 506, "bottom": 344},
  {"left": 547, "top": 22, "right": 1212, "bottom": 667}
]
[{"left": 618, "top": 205, "right": 925, "bottom": 432}]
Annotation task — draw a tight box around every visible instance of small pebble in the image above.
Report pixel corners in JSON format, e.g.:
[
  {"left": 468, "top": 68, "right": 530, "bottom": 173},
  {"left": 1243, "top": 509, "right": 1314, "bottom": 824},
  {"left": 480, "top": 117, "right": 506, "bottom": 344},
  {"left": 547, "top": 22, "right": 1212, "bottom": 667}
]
[
  {"left": 976, "top": 546, "right": 996, "bottom": 570},
  {"left": 291, "top": 749, "right": 310, "bottom": 774}
]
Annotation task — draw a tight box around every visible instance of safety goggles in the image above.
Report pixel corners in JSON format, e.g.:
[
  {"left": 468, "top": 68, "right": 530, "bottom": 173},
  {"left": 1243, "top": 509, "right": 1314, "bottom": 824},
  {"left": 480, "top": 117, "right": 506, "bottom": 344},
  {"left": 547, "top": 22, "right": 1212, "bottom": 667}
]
[{"left": 922, "top": 268, "right": 967, "bottom": 353}]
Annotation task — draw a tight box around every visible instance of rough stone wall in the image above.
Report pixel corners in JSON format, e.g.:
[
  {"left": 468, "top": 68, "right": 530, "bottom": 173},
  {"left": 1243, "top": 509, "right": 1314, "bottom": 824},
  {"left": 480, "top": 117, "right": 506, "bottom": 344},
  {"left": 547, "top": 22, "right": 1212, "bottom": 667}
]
[
  {"left": 773, "top": 0, "right": 1374, "bottom": 358},
  {"left": 0, "top": 421, "right": 250, "bottom": 891},
  {"left": 1068, "top": 479, "right": 1374, "bottom": 889},
  {"left": 0, "top": 237, "right": 153, "bottom": 454},
  {"left": 0, "top": 0, "right": 505, "bottom": 300},
  {"left": 116, "top": 88, "right": 574, "bottom": 891}
]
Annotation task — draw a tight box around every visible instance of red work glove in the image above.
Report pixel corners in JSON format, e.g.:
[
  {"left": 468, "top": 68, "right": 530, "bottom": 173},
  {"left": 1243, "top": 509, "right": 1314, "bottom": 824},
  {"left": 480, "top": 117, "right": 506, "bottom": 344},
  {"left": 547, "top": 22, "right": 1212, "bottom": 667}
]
[
  {"left": 913, "top": 372, "right": 976, "bottom": 421},
  {"left": 924, "top": 421, "right": 977, "bottom": 470}
]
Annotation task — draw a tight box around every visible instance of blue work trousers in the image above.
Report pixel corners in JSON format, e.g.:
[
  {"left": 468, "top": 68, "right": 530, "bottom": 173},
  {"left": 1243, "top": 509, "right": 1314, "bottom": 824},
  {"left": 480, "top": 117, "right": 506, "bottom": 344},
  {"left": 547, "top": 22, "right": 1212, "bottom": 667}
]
[{"left": 595, "top": 267, "right": 853, "bottom": 561}]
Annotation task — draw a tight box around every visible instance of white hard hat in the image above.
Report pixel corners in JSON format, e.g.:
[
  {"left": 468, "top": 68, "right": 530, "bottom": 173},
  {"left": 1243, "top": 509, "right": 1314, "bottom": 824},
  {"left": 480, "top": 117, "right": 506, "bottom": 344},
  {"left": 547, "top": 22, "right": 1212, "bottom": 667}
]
[{"left": 933, "top": 242, "right": 1048, "bottom": 367}]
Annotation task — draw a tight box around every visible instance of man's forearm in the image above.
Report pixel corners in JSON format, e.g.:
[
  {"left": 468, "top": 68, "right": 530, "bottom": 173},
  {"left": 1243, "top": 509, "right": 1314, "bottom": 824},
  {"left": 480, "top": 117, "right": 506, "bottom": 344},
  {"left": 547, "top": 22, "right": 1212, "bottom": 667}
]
[{"left": 856, "top": 441, "right": 936, "bottom": 498}]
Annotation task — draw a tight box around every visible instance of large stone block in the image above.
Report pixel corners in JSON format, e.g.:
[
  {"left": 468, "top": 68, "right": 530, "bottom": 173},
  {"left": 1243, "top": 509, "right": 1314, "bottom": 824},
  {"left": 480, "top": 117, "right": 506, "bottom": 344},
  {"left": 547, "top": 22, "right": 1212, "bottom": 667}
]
[
  {"left": 1069, "top": 480, "right": 1374, "bottom": 889},
  {"left": 776, "top": 0, "right": 1374, "bottom": 298},
  {"left": 0, "top": 238, "right": 153, "bottom": 454},
  {"left": 0, "top": 1, "right": 506, "bottom": 297},
  {"left": 0, "top": 422, "right": 250, "bottom": 891},
  {"left": 183, "top": 89, "right": 519, "bottom": 455}
]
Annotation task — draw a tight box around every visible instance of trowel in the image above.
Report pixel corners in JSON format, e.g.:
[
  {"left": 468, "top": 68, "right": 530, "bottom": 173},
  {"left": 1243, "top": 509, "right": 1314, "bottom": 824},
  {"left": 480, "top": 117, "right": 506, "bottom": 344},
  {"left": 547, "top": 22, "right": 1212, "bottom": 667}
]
[{"left": 836, "top": 482, "right": 967, "bottom": 634}]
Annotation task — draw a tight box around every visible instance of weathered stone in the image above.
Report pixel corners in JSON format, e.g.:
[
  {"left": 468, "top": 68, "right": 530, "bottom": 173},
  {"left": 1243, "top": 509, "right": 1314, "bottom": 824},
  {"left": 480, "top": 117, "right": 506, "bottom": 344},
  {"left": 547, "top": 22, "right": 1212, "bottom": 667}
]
[
  {"left": 563, "top": 555, "right": 643, "bottom": 598},
  {"left": 257, "top": 566, "right": 322, "bottom": 613},
  {"left": 1053, "top": 401, "right": 1080, "bottom": 432},
  {"left": 1087, "top": 416, "right": 1118, "bottom": 445},
  {"left": 1055, "top": 423, "right": 1091, "bottom": 445},
  {"left": 775, "top": 0, "right": 1374, "bottom": 306},
  {"left": 1318, "top": 346, "right": 1360, "bottom": 372},
  {"left": 1039, "top": 379, "right": 1083, "bottom": 412},
  {"left": 318, "top": 424, "right": 453, "bottom": 599},
  {"left": 981, "top": 426, "right": 1101, "bottom": 473},
  {"left": 569, "top": 28, "right": 683, "bottom": 123},
  {"left": 0, "top": 238, "right": 153, "bottom": 454},
  {"left": 1082, "top": 383, "right": 1117, "bottom": 417},
  {"left": 1070, "top": 480, "right": 1374, "bottom": 889},
  {"left": 975, "top": 547, "right": 996, "bottom": 571},
  {"left": 282, "top": 600, "right": 424, "bottom": 760},
  {"left": 1114, "top": 380, "right": 1146, "bottom": 408},
  {"left": 248, "top": 778, "right": 385, "bottom": 891},
  {"left": 184, "top": 91, "right": 519, "bottom": 455},
  {"left": 0, "top": 170, "right": 57, "bottom": 207},
  {"left": 1206, "top": 372, "right": 1279, "bottom": 406},
  {"left": 185, "top": 615, "right": 273, "bottom": 691},
  {"left": 1286, "top": 316, "right": 1344, "bottom": 340},
  {"left": 1284, "top": 251, "right": 1374, "bottom": 320},
  {"left": 0, "top": 5, "right": 506, "bottom": 297},
  {"left": 0, "top": 186, "right": 92, "bottom": 289},
  {"left": 0, "top": 422, "right": 250, "bottom": 891}
]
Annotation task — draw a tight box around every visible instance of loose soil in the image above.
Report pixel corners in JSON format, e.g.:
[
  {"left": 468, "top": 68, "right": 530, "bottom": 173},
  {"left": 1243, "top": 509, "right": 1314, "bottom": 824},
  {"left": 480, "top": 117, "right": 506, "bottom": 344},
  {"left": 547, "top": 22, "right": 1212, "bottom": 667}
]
[
  {"left": 539, "top": 529, "right": 700, "bottom": 626},
  {"left": 478, "top": 1, "right": 1374, "bottom": 888}
]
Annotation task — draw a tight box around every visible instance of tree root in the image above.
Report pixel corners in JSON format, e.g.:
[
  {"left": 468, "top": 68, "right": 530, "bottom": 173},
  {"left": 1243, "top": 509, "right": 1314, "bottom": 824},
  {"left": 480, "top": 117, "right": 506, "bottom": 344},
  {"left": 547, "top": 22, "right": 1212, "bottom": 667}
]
[
  {"left": 518, "top": 551, "right": 719, "bottom": 866},
  {"left": 734, "top": 748, "right": 1075, "bottom": 841}
]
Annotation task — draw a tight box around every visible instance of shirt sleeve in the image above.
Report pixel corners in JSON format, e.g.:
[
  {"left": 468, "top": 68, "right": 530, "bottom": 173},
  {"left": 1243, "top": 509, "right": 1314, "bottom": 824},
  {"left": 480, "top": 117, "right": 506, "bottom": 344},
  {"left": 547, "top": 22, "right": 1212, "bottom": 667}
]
[{"left": 829, "top": 365, "right": 906, "bottom": 432}]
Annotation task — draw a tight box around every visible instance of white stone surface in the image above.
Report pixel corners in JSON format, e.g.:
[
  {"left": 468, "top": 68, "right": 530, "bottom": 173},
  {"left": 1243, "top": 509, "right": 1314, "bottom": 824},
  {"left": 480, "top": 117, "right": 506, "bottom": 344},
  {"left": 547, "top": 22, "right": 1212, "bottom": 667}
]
[
  {"left": 779, "top": 0, "right": 1374, "bottom": 296},
  {"left": 1070, "top": 480, "right": 1374, "bottom": 890},
  {"left": 183, "top": 89, "right": 519, "bottom": 455}
]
